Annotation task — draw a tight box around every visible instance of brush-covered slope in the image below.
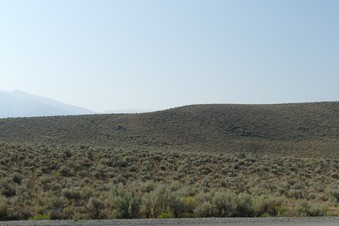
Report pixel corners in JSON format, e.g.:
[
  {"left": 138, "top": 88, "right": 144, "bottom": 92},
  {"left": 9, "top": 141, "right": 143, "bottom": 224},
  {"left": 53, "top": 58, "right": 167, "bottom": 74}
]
[{"left": 0, "top": 102, "right": 338, "bottom": 158}]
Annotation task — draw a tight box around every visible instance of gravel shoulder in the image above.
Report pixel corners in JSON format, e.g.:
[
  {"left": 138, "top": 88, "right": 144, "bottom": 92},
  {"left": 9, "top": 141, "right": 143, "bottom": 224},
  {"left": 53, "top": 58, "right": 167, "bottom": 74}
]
[{"left": 0, "top": 218, "right": 339, "bottom": 226}]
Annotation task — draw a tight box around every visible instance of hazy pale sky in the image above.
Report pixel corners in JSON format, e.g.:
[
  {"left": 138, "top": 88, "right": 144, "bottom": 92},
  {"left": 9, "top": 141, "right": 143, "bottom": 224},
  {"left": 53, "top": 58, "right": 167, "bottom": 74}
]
[{"left": 1, "top": 0, "right": 338, "bottom": 112}]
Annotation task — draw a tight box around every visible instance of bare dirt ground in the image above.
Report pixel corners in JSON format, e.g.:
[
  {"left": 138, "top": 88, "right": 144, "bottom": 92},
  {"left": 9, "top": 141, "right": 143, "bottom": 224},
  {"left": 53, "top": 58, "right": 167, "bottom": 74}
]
[{"left": 0, "top": 218, "right": 338, "bottom": 226}]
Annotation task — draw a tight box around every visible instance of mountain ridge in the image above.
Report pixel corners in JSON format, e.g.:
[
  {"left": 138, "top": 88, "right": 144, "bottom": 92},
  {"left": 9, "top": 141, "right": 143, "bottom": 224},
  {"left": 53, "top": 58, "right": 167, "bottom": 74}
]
[{"left": 0, "top": 90, "right": 94, "bottom": 118}]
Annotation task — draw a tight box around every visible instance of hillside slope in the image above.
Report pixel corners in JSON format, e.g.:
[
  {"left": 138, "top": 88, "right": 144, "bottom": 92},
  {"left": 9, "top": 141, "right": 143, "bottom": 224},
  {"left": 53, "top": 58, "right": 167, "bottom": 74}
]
[{"left": 0, "top": 102, "right": 338, "bottom": 158}]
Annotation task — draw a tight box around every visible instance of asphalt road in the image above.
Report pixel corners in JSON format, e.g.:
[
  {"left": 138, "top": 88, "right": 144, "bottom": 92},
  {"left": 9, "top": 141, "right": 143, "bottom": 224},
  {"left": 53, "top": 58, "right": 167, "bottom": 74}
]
[{"left": 0, "top": 218, "right": 338, "bottom": 226}]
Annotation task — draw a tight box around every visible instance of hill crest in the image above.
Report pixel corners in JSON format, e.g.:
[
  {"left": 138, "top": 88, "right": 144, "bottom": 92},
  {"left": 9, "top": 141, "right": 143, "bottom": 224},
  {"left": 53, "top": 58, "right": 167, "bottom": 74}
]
[{"left": 0, "top": 102, "right": 338, "bottom": 158}]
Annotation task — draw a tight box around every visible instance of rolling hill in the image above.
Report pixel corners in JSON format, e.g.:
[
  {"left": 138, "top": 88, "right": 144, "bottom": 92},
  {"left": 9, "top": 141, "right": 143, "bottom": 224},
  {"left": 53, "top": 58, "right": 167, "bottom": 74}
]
[
  {"left": 0, "top": 102, "right": 338, "bottom": 158},
  {"left": 0, "top": 102, "right": 338, "bottom": 220}
]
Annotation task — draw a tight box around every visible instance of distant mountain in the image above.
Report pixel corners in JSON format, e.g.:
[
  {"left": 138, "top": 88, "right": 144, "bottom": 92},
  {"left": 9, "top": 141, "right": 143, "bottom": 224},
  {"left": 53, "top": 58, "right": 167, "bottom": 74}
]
[{"left": 0, "top": 90, "right": 94, "bottom": 118}]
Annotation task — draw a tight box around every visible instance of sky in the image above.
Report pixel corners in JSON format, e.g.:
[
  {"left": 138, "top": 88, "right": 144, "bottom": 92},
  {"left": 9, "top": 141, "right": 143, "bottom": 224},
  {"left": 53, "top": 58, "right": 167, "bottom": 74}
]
[{"left": 1, "top": 0, "right": 338, "bottom": 112}]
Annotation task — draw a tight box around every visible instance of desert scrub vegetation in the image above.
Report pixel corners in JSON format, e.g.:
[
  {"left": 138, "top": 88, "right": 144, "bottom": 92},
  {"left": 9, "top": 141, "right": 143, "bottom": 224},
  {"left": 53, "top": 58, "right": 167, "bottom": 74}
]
[
  {"left": 0, "top": 142, "right": 338, "bottom": 220},
  {"left": 0, "top": 102, "right": 338, "bottom": 159}
]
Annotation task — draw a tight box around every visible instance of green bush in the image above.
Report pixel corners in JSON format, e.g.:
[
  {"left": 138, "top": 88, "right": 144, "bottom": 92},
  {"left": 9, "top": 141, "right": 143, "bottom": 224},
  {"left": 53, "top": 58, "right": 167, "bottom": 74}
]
[
  {"left": 296, "top": 201, "right": 326, "bottom": 217},
  {"left": 12, "top": 173, "right": 23, "bottom": 185},
  {"left": 113, "top": 188, "right": 141, "bottom": 219},
  {"left": 86, "top": 197, "right": 105, "bottom": 219},
  {"left": 235, "top": 193, "right": 254, "bottom": 217},
  {"left": 169, "top": 193, "right": 185, "bottom": 218},
  {"left": 212, "top": 191, "right": 237, "bottom": 217},
  {"left": 253, "top": 195, "right": 284, "bottom": 217},
  {"left": 158, "top": 212, "right": 173, "bottom": 218},
  {"left": 141, "top": 184, "right": 173, "bottom": 218},
  {"left": 1, "top": 181, "right": 16, "bottom": 198},
  {"left": 62, "top": 188, "right": 83, "bottom": 204},
  {"left": 0, "top": 197, "right": 8, "bottom": 220},
  {"left": 328, "top": 189, "right": 339, "bottom": 203},
  {"left": 194, "top": 202, "right": 216, "bottom": 217}
]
